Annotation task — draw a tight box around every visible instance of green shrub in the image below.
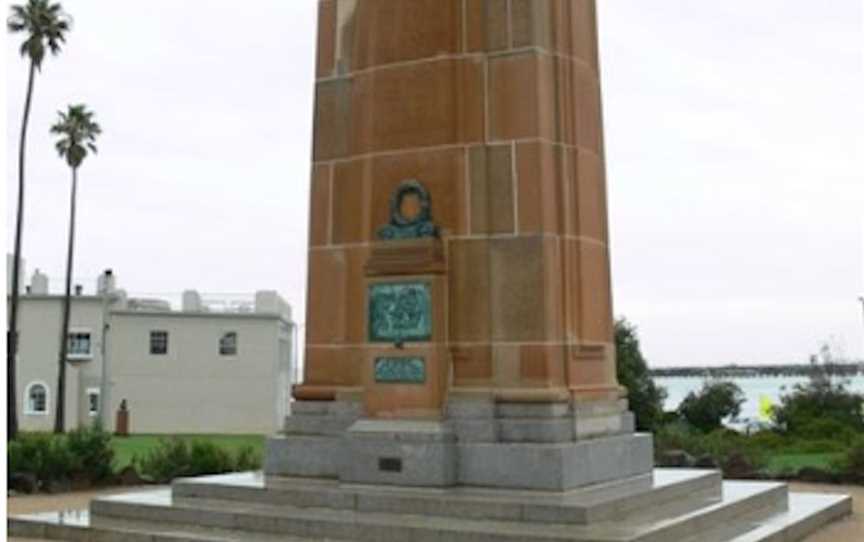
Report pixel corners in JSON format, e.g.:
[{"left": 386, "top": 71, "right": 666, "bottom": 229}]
[
  {"left": 785, "top": 438, "right": 848, "bottom": 455},
  {"left": 8, "top": 434, "right": 41, "bottom": 475},
  {"left": 189, "top": 440, "right": 234, "bottom": 474},
  {"left": 773, "top": 373, "right": 864, "bottom": 436},
  {"left": 8, "top": 432, "right": 74, "bottom": 487},
  {"left": 678, "top": 381, "right": 745, "bottom": 433},
  {"left": 653, "top": 424, "right": 765, "bottom": 473},
  {"left": 66, "top": 425, "right": 114, "bottom": 482},
  {"left": 832, "top": 436, "right": 864, "bottom": 479},
  {"left": 233, "top": 446, "right": 261, "bottom": 472},
  {"left": 747, "top": 430, "right": 787, "bottom": 452},
  {"left": 846, "top": 438, "right": 864, "bottom": 477},
  {"left": 615, "top": 318, "right": 667, "bottom": 432},
  {"left": 134, "top": 437, "right": 262, "bottom": 483},
  {"left": 654, "top": 421, "right": 703, "bottom": 457},
  {"left": 134, "top": 438, "right": 193, "bottom": 483},
  {"left": 792, "top": 417, "right": 858, "bottom": 445},
  {"left": 700, "top": 429, "right": 766, "bottom": 474}
]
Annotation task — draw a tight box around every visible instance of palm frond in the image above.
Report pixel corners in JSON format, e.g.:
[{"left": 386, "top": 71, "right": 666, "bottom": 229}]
[
  {"left": 8, "top": 0, "right": 71, "bottom": 64},
  {"left": 51, "top": 103, "right": 102, "bottom": 168}
]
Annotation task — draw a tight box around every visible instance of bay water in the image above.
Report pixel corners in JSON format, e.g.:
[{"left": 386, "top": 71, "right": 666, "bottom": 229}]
[{"left": 654, "top": 374, "right": 864, "bottom": 427}]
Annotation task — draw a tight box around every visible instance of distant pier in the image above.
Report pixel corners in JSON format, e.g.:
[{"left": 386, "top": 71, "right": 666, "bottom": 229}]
[{"left": 651, "top": 363, "right": 864, "bottom": 379}]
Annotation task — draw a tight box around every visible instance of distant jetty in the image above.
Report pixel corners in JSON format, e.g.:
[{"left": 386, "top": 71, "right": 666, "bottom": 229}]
[{"left": 651, "top": 363, "right": 864, "bottom": 379}]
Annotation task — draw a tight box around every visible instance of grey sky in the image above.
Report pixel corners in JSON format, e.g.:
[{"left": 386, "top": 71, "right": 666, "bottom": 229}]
[{"left": 4, "top": 1, "right": 863, "bottom": 366}]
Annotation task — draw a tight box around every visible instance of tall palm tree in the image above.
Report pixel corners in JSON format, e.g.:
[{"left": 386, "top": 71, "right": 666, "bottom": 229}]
[
  {"left": 6, "top": 0, "right": 71, "bottom": 440},
  {"left": 51, "top": 104, "right": 101, "bottom": 433}
]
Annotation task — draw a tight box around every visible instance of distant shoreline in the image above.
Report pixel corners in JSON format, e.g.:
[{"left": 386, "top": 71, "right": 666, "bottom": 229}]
[{"left": 651, "top": 363, "right": 863, "bottom": 379}]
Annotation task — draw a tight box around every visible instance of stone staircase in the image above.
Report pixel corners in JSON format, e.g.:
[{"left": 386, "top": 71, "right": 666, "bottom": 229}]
[{"left": 8, "top": 469, "right": 850, "bottom": 541}]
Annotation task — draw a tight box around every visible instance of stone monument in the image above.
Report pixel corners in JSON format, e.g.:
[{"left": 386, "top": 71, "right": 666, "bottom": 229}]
[
  {"left": 270, "top": 0, "right": 644, "bottom": 491},
  {"left": 9, "top": 1, "right": 851, "bottom": 540}
]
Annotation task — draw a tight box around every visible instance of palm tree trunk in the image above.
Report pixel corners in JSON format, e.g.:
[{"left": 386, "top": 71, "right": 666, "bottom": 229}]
[
  {"left": 54, "top": 167, "right": 78, "bottom": 433},
  {"left": 8, "top": 60, "right": 37, "bottom": 441}
]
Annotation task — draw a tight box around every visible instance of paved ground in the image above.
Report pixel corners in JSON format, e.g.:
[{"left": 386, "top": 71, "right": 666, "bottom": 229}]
[
  {"left": 7, "top": 485, "right": 159, "bottom": 542},
  {"left": 6, "top": 482, "right": 863, "bottom": 541},
  {"left": 789, "top": 482, "right": 862, "bottom": 541}
]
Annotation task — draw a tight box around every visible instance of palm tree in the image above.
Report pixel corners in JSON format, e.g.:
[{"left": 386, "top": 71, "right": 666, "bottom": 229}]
[
  {"left": 51, "top": 104, "right": 101, "bottom": 433},
  {"left": 7, "top": 0, "right": 71, "bottom": 440}
]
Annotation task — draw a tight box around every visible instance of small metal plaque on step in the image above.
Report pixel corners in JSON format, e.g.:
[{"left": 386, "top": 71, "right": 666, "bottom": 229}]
[{"left": 378, "top": 457, "right": 403, "bottom": 472}]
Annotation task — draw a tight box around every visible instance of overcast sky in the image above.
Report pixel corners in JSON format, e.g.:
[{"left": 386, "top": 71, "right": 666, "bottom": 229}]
[{"left": 3, "top": 1, "right": 863, "bottom": 367}]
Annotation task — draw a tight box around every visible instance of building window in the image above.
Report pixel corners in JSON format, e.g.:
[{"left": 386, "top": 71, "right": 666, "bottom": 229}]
[
  {"left": 68, "top": 331, "right": 92, "bottom": 358},
  {"left": 87, "top": 388, "right": 100, "bottom": 417},
  {"left": 219, "top": 332, "right": 238, "bottom": 356},
  {"left": 150, "top": 330, "right": 168, "bottom": 355},
  {"left": 25, "top": 382, "right": 49, "bottom": 415}
]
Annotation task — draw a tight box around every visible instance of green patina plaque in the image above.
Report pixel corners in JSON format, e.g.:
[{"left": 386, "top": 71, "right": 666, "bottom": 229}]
[
  {"left": 375, "top": 357, "right": 426, "bottom": 384},
  {"left": 368, "top": 282, "right": 432, "bottom": 343}
]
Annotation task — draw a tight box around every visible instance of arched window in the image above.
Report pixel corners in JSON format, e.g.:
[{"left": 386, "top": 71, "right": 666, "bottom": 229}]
[{"left": 25, "top": 381, "right": 49, "bottom": 415}]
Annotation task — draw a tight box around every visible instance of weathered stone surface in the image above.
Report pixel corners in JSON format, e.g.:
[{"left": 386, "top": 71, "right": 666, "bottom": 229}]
[
  {"left": 497, "top": 418, "right": 574, "bottom": 443},
  {"left": 447, "top": 240, "right": 492, "bottom": 344},
  {"left": 446, "top": 396, "right": 496, "bottom": 419},
  {"left": 304, "top": 0, "right": 616, "bottom": 404},
  {"left": 447, "top": 419, "right": 498, "bottom": 443},
  {"left": 458, "top": 433, "right": 654, "bottom": 490},
  {"left": 9, "top": 469, "right": 855, "bottom": 541},
  {"left": 264, "top": 435, "right": 344, "bottom": 478},
  {"left": 496, "top": 402, "right": 570, "bottom": 418},
  {"left": 489, "top": 52, "right": 557, "bottom": 141},
  {"left": 341, "top": 420, "right": 457, "bottom": 487},
  {"left": 282, "top": 415, "right": 356, "bottom": 436},
  {"left": 312, "top": 78, "right": 352, "bottom": 161},
  {"left": 308, "top": 164, "right": 331, "bottom": 247},
  {"left": 516, "top": 141, "right": 565, "bottom": 234},
  {"left": 348, "top": 0, "right": 463, "bottom": 71},
  {"left": 316, "top": 0, "right": 336, "bottom": 78},
  {"left": 468, "top": 144, "right": 515, "bottom": 235}
]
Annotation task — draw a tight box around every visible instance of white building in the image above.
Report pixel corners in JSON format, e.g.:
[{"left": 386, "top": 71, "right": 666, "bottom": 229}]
[{"left": 9, "top": 263, "right": 295, "bottom": 434}]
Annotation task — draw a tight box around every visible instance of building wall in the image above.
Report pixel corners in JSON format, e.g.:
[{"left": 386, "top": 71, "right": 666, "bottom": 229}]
[
  {"left": 107, "top": 312, "right": 289, "bottom": 434},
  {"left": 15, "top": 296, "right": 105, "bottom": 432}
]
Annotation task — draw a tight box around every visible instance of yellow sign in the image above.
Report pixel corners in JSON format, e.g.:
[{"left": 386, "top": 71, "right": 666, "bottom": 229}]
[{"left": 758, "top": 395, "right": 774, "bottom": 422}]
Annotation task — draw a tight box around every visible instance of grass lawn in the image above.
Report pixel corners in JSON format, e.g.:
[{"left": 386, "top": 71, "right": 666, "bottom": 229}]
[
  {"left": 764, "top": 452, "right": 844, "bottom": 475},
  {"left": 112, "top": 434, "right": 265, "bottom": 471}
]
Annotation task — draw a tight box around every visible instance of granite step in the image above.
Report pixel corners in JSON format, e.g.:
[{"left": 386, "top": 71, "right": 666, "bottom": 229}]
[
  {"left": 8, "top": 482, "right": 848, "bottom": 542},
  {"left": 82, "top": 481, "right": 791, "bottom": 541},
  {"left": 683, "top": 492, "right": 852, "bottom": 542},
  {"left": 8, "top": 509, "right": 316, "bottom": 542},
  {"left": 282, "top": 414, "right": 356, "bottom": 436},
  {"left": 171, "top": 469, "right": 723, "bottom": 525}
]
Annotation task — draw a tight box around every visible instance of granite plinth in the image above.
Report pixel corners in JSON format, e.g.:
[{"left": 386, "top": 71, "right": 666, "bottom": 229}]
[
  {"left": 268, "top": 397, "right": 651, "bottom": 491},
  {"left": 340, "top": 419, "right": 457, "bottom": 487},
  {"left": 458, "top": 433, "right": 654, "bottom": 490},
  {"left": 265, "top": 400, "right": 363, "bottom": 478}
]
